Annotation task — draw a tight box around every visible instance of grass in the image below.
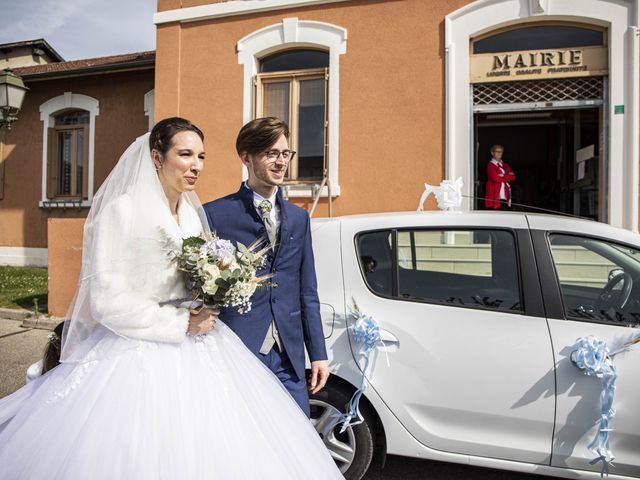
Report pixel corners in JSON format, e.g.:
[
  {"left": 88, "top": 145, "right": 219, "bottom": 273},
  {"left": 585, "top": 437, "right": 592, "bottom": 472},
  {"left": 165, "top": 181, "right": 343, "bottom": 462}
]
[{"left": 0, "top": 266, "right": 48, "bottom": 312}]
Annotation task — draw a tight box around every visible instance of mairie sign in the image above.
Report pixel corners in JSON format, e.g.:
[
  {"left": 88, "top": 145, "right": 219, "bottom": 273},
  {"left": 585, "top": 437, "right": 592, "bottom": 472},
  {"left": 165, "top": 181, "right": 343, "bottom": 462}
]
[{"left": 470, "top": 46, "right": 608, "bottom": 83}]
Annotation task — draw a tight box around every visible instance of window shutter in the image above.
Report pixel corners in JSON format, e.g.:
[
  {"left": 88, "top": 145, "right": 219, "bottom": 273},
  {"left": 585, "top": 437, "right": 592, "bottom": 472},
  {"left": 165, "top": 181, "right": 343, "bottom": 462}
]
[
  {"left": 0, "top": 153, "right": 4, "bottom": 200},
  {"left": 0, "top": 133, "right": 5, "bottom": 200},
  {"left": 46, "top": 127, "right": 57, "bottom": 199},
  {"left": 253, "top": 75, "right": 261, "bottom": 118},
  {"left": 82, "top": 126, "right": 89, "bottom": 199}
]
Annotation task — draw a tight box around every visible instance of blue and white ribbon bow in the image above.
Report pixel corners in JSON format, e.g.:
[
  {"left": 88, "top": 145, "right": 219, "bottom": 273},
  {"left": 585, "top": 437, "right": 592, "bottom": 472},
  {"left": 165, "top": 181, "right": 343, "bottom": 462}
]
[
  {"left": 336, "top": 301, "right": 385, "bottom": 433},
  {"left": 570, "top": 336, "right": 617, "bottom": 477},
  {"left": 570, "top": 331, "right": 640, "bottom": 477}
]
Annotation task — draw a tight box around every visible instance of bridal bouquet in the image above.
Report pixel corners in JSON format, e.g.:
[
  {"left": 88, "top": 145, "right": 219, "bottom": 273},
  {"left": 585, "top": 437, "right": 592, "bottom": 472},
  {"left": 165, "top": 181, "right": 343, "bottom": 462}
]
[{"left": 173, "top": 232, "right": 269, "bottom": 314}]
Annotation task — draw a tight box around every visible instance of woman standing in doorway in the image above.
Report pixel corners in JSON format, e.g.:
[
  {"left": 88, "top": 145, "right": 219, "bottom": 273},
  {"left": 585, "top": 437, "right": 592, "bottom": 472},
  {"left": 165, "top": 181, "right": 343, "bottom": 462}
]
[{"left": 485, "top": 144, "right": 516, "bottom": 210}]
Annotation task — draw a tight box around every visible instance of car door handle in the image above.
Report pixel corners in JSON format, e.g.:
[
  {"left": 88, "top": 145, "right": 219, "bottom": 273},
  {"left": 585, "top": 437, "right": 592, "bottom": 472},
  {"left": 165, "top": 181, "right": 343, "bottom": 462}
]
[{"left": 379, "top": 329, "right": 399, "bottom": 345}]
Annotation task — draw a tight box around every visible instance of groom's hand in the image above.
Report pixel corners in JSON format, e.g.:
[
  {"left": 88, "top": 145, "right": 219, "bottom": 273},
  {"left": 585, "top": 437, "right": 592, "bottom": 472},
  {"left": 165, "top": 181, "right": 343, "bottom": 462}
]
[{"left": 308, "top": 360, "right": 330, "bottom": 394}]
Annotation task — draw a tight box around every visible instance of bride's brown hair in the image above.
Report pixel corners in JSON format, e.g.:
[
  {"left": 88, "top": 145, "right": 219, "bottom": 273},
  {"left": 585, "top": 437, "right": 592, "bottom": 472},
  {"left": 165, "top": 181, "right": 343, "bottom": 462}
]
[{"left": 149, "top": 117, "right": 204, "bottom": 155}]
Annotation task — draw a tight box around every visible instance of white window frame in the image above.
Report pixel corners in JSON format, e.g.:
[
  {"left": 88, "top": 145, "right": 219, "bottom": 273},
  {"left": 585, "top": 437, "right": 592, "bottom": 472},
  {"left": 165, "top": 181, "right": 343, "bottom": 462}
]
[
  {"left": 39, "top": 92, "right": 99, "bottom": 208},
  {"left": 237, "top": 17, "right": 347, "bottom": 197},
  {"left": 144, "top": 89, "right": 155, "bottom": 132},
  {"left": 445, "top": 0, "right": 639, "bottom": 231}
]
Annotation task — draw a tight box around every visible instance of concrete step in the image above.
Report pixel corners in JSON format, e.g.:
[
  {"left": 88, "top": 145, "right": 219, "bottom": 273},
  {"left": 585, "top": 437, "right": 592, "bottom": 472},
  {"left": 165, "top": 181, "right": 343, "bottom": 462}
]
[{"left": 0, "top": 308, "right": 60, "bottom": 330}]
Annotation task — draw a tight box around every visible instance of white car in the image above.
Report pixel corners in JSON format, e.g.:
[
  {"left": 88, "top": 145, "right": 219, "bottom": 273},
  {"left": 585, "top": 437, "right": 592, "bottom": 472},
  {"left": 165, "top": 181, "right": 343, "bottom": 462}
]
[{"left": 309, "top": 211, "right": 640, "bottom": 480}]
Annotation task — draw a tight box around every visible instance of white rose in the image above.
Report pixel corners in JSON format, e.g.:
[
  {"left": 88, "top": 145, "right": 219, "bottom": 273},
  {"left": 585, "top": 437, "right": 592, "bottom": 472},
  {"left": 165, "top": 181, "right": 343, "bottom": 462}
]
[
  {"left": 202, "top": 263, "right": 221, "bottom": 280},
  {"left": 202, "top": 278, "right": 219, "bottom": 295},
  {"left": 237, "top": 281, "right": 257, "bottom": 298}
]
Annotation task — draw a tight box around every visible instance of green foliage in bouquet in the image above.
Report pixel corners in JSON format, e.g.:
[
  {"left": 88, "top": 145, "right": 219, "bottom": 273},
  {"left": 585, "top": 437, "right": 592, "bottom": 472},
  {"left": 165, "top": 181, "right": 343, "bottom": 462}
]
[{"left": 173, "top": 232, "right": 269, "bottom": 314}]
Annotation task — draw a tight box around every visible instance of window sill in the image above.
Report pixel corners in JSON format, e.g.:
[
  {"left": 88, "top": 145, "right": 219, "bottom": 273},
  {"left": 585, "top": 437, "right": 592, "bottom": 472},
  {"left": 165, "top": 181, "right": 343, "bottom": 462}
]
[
  {"left": 283, "top": 184, "right": 340, "bottom": 198},
  {"left": 39, "top": 200, "right": 91, "bottom": 209}
]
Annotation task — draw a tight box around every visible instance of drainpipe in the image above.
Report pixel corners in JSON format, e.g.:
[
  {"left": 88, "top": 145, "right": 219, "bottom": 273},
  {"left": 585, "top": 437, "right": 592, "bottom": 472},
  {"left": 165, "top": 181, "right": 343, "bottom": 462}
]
[
  {"left": 629, "top": 21, "right": 639, "bottom": 232},
  {"left": 444, "top": 17, "right": 453, "bottom": 182}
]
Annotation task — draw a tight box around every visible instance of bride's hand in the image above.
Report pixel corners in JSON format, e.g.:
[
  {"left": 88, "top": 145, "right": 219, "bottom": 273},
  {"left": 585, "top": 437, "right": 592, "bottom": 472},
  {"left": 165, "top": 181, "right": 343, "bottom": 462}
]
[{"left": 187, "top": 307, "right": 219, "bottom": 336}]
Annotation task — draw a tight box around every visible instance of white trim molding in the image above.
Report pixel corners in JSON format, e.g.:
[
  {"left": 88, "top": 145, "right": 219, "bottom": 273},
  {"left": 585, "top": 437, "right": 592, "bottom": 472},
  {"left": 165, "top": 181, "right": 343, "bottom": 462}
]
[
  {"left": 0, "top": 247, "right": 47, "bottom": 267},
  {"left": 154, "top": 0, "right": 354, "bottom": 25},
  {"left": 237, "top": 17, "right": 347, "bottom": 197},
  {"left": 445, "top": 0, "right": 639, "bottom": 231},
  {"left": 144, "top": 89, "right": 155, "bottom": 132},
  {"left": 39, "top": 92, "right": 100, "bottom": 209}
]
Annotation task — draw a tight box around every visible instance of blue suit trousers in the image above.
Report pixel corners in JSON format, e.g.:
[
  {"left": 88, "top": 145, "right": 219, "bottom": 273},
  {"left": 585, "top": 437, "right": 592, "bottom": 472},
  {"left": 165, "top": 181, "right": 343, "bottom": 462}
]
[{"left": 259, "top": 346, "right": 310, "bottom": 417}]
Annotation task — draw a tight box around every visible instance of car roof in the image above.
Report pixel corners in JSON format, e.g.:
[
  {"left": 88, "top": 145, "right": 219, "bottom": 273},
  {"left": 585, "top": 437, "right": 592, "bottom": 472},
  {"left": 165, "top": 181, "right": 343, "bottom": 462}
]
[{"left": 311, "top": 211, "right": 640, "bottom": 247}]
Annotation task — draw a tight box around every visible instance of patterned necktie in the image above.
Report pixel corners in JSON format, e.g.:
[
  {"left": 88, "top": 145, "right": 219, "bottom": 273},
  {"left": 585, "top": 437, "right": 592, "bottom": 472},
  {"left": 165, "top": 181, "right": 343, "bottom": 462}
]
[
  {"left": 258, "top": 199, "right": 277, "bottom": 250},
  {"left": 257, "top": 199, "right": 281, "bottom": 354}
]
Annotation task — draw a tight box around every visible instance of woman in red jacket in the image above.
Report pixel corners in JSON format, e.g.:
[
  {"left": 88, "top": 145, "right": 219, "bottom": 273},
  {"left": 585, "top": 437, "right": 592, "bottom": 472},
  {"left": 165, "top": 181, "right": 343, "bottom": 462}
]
[{"left": 485, "top": 144, "right": 516, "bottom": 209}]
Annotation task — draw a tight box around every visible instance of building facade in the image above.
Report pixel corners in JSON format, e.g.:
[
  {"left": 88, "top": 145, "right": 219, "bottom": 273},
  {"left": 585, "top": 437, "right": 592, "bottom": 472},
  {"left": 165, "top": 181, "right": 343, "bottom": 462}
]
[
  {"left": 0, "top": 49, "right": 154, "bottom": 314},
  {"left": 152, "top": 0, "right": 639, "bottom": 230},
  {"left": 0, "top": 39, "right": 63, "bottom": 70}
]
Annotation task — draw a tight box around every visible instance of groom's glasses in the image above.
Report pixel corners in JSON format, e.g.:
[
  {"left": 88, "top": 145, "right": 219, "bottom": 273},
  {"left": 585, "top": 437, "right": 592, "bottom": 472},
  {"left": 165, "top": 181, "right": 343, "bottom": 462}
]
[{"left": 261, "top": 149, "right": 296, "bottom": 163}]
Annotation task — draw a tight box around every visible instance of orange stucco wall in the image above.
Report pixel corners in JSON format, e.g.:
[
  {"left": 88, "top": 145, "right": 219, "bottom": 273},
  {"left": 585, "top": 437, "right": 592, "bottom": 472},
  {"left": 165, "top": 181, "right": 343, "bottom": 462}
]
[
  {"left": 48, "top": 217, "right": 85, "bottom": 316},
  {"left": 45, "top": 0, "right": 478, "bottom": 316},
  {"left": 155, "top": 0, "right": 473, "bottom": 216},
  {"left": 0, "top": 69, "right": 154, "bottom": 249}
]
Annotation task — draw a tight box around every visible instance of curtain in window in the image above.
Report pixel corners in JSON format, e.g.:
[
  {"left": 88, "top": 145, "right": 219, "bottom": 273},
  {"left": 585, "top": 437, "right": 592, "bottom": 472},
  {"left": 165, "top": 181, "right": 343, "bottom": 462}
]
[{"left": 263, "top": 82, "right": 290, "bottom": 124}]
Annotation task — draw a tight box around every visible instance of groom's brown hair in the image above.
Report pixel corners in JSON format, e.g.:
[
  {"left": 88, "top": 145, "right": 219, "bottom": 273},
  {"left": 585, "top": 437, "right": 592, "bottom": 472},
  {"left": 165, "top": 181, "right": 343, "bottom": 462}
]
[{"left": 236, "top": 117, "right": 290, "bottom": 156}]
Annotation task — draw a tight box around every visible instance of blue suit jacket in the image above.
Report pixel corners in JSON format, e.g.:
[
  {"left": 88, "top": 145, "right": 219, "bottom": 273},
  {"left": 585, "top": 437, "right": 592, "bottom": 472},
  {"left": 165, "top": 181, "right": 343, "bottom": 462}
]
[{"left": 202, "top": 185, "right": 328, "bottom": 380}]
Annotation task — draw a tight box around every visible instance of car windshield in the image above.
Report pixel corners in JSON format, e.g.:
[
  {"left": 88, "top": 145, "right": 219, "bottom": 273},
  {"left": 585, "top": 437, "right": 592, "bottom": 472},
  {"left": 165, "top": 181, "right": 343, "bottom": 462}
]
[{"left": 611, "top": 244, "right": 640, "bottom": 264}]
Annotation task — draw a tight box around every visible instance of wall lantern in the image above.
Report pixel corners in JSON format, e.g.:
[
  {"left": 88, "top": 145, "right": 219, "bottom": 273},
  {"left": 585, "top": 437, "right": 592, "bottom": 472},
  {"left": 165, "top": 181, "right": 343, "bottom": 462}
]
[{"left": 0, "top": 69, "right": 28, "bottom": 129}]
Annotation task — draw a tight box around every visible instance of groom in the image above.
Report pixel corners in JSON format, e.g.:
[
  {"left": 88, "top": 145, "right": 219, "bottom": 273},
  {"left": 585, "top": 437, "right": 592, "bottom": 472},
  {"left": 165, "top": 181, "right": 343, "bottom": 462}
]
[{"left": 202, "top": 117, "right": 329, "bottom": 416}]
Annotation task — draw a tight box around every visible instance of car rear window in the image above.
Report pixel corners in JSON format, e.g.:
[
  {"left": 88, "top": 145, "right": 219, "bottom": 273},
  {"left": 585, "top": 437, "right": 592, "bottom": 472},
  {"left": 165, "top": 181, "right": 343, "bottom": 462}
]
[{"left": 356, "top": 229, "right": 522, "bottom": 312}]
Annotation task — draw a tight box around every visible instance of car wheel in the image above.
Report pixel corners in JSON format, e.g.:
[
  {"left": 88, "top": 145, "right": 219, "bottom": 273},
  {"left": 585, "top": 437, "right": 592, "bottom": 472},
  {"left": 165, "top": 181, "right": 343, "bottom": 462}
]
[{"left": 310, "top": 383, "right": 375, "bottom": 480}]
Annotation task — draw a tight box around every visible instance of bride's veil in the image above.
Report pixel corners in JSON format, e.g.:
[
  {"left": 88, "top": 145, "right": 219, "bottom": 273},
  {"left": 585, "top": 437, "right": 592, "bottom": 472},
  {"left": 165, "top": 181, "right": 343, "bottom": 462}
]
[{"left": 60, "top": 132, "right": 208, "bottom": 363}]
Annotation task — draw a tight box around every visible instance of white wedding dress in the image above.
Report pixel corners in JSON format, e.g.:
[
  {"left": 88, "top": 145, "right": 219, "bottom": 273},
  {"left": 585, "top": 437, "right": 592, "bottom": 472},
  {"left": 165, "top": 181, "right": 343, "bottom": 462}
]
[{"left": 0, "top": 134, "right": 343, "bottom": 480}]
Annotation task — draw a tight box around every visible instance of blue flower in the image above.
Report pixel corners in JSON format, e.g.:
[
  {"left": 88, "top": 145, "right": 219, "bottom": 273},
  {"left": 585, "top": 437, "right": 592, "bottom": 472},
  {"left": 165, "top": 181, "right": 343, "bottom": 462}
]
[
  {"left": 572, "top": 336, "right": 610, "bottom": 377},
  {"left": 202, "top": 238, "right": 235, "bottom": 261},
  {"left": 352, "top": 313, "right": 381, "bottom": 354}
]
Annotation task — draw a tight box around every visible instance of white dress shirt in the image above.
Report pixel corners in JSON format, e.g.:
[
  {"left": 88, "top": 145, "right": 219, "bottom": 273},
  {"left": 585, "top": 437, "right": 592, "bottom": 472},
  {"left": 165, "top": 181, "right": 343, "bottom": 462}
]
[{"left": 245, "top": 182, "right": 281, "bottom": 231}]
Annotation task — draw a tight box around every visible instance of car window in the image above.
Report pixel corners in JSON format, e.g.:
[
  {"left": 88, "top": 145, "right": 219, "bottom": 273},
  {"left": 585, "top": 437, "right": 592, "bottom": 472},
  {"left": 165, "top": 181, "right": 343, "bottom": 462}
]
[
  {"left": 549, "top": 234, "right": 640, "bottom": 325},
  {"left": 356, "top": 229, "right": 522, "bottom": 312},
  {"left": 356, "top": 230, "right": 394, "bottom": 297}
]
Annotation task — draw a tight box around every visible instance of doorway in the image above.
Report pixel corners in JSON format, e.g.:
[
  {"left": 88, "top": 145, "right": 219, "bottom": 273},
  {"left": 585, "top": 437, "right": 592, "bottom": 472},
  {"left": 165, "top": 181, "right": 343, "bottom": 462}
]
[{"left": 474, "top": 108, "right": 603, "bottom": 220}]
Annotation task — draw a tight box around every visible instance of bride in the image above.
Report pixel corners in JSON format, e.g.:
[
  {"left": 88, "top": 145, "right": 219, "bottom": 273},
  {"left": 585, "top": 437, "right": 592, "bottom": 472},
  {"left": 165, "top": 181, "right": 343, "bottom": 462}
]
[{"left": 0, "top": 118, "right": 343, "bottom": 479}]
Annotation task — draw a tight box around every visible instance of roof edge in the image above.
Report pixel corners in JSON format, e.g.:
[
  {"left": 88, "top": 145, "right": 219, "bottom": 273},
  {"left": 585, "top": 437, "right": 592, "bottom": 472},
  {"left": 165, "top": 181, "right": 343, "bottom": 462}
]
[{"left": 0, "top": 38, "right": 65, "bottom": 62}]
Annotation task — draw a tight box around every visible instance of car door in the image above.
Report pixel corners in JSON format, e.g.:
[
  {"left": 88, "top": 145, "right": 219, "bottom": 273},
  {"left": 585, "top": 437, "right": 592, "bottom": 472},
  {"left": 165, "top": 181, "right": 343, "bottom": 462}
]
[
  {"left": 528, "top": 216, "right": 640, "bottom": 477},
  {"left": 340, "top": 214, "right": 555, "bottom": 464}
]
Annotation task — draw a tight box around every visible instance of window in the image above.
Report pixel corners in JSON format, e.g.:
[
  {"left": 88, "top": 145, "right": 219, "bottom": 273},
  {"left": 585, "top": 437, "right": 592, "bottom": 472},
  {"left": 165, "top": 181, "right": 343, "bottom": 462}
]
[
  {"left": 256, "top": 50, "right": 329, "bottom": 181},
  {"left": 46, "top": 110, "right": 89, "bottom": 200},
  {"left": 39, "top": 92, "right": 99, "bottom": 207},
  {"left": 357, "top": 230, "right": 394, "bottom": 297},
  {"left": 473, "top": 24, "right": 604, "bottom": 54},
  {"left": 237, "top": 18, "right": 347, "bottom": 197},
  {"left": 357, "top": 229, "right": 522, "bottom": 312},
  {"left": 549, "top": 234, "right": 640, "bottom": 325},
  {"left": 144, "top": 89, "right": 154, "bottom": 132}
]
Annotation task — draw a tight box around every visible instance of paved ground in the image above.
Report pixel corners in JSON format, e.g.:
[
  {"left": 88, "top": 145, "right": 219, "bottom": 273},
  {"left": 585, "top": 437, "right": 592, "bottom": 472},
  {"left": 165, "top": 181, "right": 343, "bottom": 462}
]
[
  {"left": 0, "top": 316, "right": 554, "bottom": 479},
  {"left": 364, "top": 456, "right": 549, "bottom": 479},
  {"left": 0, "top": 317, "right": 50, "bottom": 398}
]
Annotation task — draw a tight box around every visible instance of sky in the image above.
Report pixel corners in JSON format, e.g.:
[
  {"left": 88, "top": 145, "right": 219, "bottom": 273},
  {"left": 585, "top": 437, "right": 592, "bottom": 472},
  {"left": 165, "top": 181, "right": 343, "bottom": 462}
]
[{"left": 0, "top": 0, "right": 157, "bottom": 61}]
